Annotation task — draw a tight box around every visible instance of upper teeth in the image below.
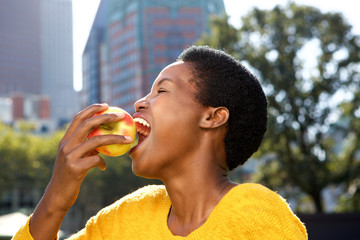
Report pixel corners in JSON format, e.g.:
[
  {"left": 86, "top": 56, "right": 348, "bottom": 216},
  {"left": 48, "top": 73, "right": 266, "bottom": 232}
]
[{"left": 134, "top": 118, "right": 150, "bottom": 128}]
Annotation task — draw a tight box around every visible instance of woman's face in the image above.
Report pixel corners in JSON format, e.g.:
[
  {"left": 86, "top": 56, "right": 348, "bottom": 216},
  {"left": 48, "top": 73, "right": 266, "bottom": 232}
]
[{"left": 129, "top": 61, "right": 207, "bottom": 180}]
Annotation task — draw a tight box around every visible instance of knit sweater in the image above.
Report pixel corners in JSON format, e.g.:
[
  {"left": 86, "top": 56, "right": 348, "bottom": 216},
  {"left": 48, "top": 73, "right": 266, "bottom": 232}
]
[{"left": 13, "top": 183, "right": 307, "bottom": 239}]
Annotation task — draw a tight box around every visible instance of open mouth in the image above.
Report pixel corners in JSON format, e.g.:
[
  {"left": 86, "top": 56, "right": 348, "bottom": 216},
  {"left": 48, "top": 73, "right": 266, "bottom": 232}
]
[{"left": 134, "top": 117, "right": 151, "bottom": 140}]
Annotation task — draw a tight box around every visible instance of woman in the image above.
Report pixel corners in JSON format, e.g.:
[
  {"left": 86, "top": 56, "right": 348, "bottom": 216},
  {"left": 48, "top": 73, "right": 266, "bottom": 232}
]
[{"left": 14, "top": 46, "right": 307, "bottom": 239}]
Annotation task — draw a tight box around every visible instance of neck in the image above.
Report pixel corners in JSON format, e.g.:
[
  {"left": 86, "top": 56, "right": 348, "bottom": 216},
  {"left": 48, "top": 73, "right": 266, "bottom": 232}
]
[
  {"left": 163, "top": 159, "right": 236, "bottom": 236},
  {"left": 161, "top": 131, "right": 237, "bottom": 236}
]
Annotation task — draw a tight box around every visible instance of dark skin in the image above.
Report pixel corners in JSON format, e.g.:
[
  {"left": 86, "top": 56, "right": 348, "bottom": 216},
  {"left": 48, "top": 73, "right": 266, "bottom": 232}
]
[
  {"left": 29, "top": 61, "right": 237, "bottom": 239},
  {"left": 30, "top": 104, "right": 133, "bottom": 240},
  {"left": 131, "top": 61, "right": 237, "bottom": 236}
]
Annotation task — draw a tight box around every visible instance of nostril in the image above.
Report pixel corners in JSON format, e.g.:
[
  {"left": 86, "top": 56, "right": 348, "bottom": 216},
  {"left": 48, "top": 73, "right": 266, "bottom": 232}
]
[{"left": 134, "top": 98, "right": 149, "bottom": 112}]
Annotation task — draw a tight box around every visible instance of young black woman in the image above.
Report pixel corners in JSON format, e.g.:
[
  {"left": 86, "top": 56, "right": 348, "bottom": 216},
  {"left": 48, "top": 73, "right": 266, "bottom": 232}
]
[{"left": 14, "top": 46, "right": 307, "bottom": 240}]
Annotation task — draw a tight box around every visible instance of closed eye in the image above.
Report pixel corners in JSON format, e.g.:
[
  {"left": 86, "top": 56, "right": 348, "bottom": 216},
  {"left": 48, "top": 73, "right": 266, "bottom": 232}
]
[{"left": 157, "top": 88, "right": 167, "bottom": 93}]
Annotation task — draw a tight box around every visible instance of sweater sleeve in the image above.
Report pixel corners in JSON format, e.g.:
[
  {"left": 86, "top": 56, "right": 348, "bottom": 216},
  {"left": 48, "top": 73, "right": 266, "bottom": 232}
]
[
  {"left": 66, "top": 205, "right": 117, "bottom": 240},
  {"left": 11, "top": 217, "right": 34, "bottom": 240},
  {"left": 10, "top": 204, "right": 117, "bottom": 240},
  {"left": 11, "top": 216, "right": 60, "bottom": 240}
]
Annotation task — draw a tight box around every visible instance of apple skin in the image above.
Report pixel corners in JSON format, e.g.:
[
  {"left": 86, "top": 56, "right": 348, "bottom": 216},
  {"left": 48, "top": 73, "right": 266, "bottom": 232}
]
[{"left": 88, "top": 107, "right": 137, "bottom": 157}]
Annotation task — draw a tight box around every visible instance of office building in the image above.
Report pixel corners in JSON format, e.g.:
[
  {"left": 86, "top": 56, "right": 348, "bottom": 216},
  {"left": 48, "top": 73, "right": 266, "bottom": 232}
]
[
  {"left": 41, "top": 0, "right": 78, "bottom": 124},
  {"left": 82, "top": 0, "right": 226, "bottom": 113},
  {"left": 0, "top": 0, "right": 78, "bottom": 126},
  {"left": 0, "top": 0, "right": 42, "bottom": 96}
]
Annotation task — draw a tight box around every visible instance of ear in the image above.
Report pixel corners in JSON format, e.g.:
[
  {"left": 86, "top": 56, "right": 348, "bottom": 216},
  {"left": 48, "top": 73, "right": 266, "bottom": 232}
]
[{"left": 199, "top": 107, "right": 229, "bottom": 129}]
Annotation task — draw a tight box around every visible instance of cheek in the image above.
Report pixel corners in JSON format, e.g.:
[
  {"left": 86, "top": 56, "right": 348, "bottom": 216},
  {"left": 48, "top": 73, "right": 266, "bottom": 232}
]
[
  {"left": 154, "top": 104, "right": 191, "bottom": 135},
  {"left": 153, "top": 107, "right": 200, "bottom": 153}
]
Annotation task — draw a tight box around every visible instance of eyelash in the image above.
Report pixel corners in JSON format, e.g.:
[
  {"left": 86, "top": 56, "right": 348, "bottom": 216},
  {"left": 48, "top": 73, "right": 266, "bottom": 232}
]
[{"left": 157, "top": 88, "right": 167, "bottom": 93}]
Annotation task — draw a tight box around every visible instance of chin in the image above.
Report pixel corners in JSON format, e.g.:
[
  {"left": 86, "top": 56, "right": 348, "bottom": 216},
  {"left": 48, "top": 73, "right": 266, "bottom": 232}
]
[{"left": 131, "top": 160, "right": 162, "bottom": 181}]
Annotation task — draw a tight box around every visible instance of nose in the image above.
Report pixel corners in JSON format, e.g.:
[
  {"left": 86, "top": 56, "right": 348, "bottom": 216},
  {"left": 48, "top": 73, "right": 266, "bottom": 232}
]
[{"left": 134, "top": 96, "right": 150, "bottom": 112}]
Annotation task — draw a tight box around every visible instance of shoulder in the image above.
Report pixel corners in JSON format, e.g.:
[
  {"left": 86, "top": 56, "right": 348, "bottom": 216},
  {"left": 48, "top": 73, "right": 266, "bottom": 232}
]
[
  {"left": 118, "top": 185, "right": 167, "bottom": 203},
  {"left": 88, "top": 185, "right": 168, "bottom": 225},
  {"left": 219, "top": 183, "right": 308, "bottom": 239},
  {"left": 69, "top": 185, "right": 169, "bottom": 239},
  {"left": 224, "top": 183, "right": 292, "bottom": 214},
  {"left": 100, "top": 185, "right": 168, "bottom": 215},
  {"left": 85, "top": 185, "right": 168, "bottom": 224},
  {"left": 230, "top": 182, "right": 286, "bottom": 202}
]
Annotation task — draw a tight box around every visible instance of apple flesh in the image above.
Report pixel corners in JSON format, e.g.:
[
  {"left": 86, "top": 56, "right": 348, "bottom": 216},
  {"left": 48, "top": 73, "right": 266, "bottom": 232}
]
[{"left": 88, "top": 107, "right": 138, "bottom": 156}]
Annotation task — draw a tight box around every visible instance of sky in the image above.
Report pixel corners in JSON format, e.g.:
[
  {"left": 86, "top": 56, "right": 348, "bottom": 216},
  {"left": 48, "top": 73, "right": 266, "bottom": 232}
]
[{"left": 72, "top": 0, "right": 360, "bottom": 91}]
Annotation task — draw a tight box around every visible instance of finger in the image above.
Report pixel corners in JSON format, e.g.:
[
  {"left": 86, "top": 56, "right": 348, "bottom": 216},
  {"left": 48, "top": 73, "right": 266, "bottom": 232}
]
[
  {"left": 69, "top": 154, "right": 107, "bottom": 175},
  {"left": 82, "top": 112, "right": 125, "bottom": 140},
  {"left": 69, "top": 111, "right": 126, "bottom": 144},
  {"left": 60, "top": 103, "right": 109, "bottom": 147},
  {"left": 85, "top": 150, "right": 100, "bottom": 158},
  {"left": 70, "top": 134, "right": 133, "bottom": 159},
  {"left": 84, "top": 155, "right": 106, "bottom": 171},
  {"left": 62, "top": 103, "right": 109, "bottom": 143},
  {"left": 59, "top": 112, "right": 127, "bottom": 158}
]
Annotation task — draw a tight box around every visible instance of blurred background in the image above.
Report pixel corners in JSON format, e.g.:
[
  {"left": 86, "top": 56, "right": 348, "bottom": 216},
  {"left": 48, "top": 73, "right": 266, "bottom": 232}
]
[{"left": 0, "top": 0, "right": 359, "bottom": 239}]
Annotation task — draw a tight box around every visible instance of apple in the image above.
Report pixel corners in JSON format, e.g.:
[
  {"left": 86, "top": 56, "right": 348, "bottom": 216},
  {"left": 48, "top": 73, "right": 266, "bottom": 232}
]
[{"left": 88, "top": 107, "right": 138, "bottom": 157}]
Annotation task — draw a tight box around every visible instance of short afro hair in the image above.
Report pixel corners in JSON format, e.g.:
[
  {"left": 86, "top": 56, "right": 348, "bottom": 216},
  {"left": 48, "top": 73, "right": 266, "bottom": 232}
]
[{"left": 177, "top": 45, "right": 268, "bottom": 171}]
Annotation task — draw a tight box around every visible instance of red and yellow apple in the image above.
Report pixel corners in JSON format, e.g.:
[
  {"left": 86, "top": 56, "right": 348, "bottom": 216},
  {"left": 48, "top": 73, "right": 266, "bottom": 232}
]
[{"left": 88, "top": 107, "right": 138, "bottom": 157}]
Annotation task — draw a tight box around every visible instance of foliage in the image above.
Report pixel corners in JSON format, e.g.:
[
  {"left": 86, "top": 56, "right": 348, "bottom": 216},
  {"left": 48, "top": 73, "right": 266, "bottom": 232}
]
[
  {"left": 0, "top": 122, "right": 61, "bottom": 196},
  {"left": 199, "top": 3, "right": 360, "bottom": 212},
  {"left": 197, "top": 14, "right": 239, "bottom": 56}
]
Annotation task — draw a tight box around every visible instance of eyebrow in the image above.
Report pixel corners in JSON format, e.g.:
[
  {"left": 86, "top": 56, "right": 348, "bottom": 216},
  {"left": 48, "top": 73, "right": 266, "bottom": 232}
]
[{"left": 156, "top": 78, "right": 173, "bottom": 87}]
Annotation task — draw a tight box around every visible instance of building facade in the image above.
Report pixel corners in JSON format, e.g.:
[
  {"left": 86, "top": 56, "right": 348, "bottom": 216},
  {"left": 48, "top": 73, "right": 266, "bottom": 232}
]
[
  {"left": 41, "top": 0, "right": 78, "bottom": 125},
  {"left": 0, "top": 0, "right": 42, "bottom": 96},
  {"left": 82, "top": 0, "right": 226, "bottom": 114},
  {"left": 0, "top": 0, "right": 78, "bottom": 126},
  {"left": 81, "top": 0, "right": 111, "bottom": 108}
]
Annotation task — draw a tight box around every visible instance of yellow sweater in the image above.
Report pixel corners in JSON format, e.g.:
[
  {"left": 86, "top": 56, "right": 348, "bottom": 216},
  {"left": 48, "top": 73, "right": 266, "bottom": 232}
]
[{"left": 13, "top": 183, "right": 307, "bottom": 239}]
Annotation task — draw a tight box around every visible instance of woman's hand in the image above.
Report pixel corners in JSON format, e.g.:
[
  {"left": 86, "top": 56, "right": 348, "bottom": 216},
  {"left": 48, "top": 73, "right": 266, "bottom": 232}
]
[
  {"left": 29, "top": 103, "right": 133, "bottom": 240},
  {"left": 48, "top": 103, "right": 132, "bottom": 210}
]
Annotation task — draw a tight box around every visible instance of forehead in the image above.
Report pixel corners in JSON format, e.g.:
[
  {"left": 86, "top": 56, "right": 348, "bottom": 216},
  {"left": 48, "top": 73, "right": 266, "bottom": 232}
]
[{"left": 152, "top": 61, "right": 196, "bottom": 88}]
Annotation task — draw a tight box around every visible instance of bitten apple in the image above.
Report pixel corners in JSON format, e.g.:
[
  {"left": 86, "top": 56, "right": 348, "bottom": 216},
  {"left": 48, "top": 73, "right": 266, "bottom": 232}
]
[{"left": 88, "top": 107, "right": 138, "bottom": 156}]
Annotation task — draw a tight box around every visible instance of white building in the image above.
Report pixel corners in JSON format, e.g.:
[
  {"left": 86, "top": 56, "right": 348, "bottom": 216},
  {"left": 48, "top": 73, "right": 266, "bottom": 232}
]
[{"left": 0, "top": 98, "right": 13, "bottom": 124}]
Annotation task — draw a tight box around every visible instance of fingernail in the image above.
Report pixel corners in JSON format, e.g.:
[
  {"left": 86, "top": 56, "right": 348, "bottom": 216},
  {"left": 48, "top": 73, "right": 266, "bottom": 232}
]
[
  {"left": 124, "top": 136, "right": 133, "bottom": 141},
  {"left": 114, "top": 112, "right": 125, "bottom": 117}
]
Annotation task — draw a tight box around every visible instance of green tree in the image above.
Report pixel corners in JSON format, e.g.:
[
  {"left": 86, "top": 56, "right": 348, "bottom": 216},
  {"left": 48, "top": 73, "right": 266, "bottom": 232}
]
[
  {"left": 0, "top": 122, "right": 62, "bottom": 202},
  {"left": 197, "top": 14, "right": 239, "bottom": 56},
  {"left": 199, "top": 3, "right": 360, "bottom": 212}
]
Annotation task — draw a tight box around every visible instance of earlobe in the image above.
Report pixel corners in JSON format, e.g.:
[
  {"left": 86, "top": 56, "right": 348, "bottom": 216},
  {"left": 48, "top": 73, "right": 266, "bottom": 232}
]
[{"left": 200, "top": 107, "right": 229, "bottom": 129}]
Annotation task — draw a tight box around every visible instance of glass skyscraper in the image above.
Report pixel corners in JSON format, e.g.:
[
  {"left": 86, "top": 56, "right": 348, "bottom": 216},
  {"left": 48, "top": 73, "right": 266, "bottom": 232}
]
[{"left": 82, "top": 0, "right": 226, "bottom": 114}]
